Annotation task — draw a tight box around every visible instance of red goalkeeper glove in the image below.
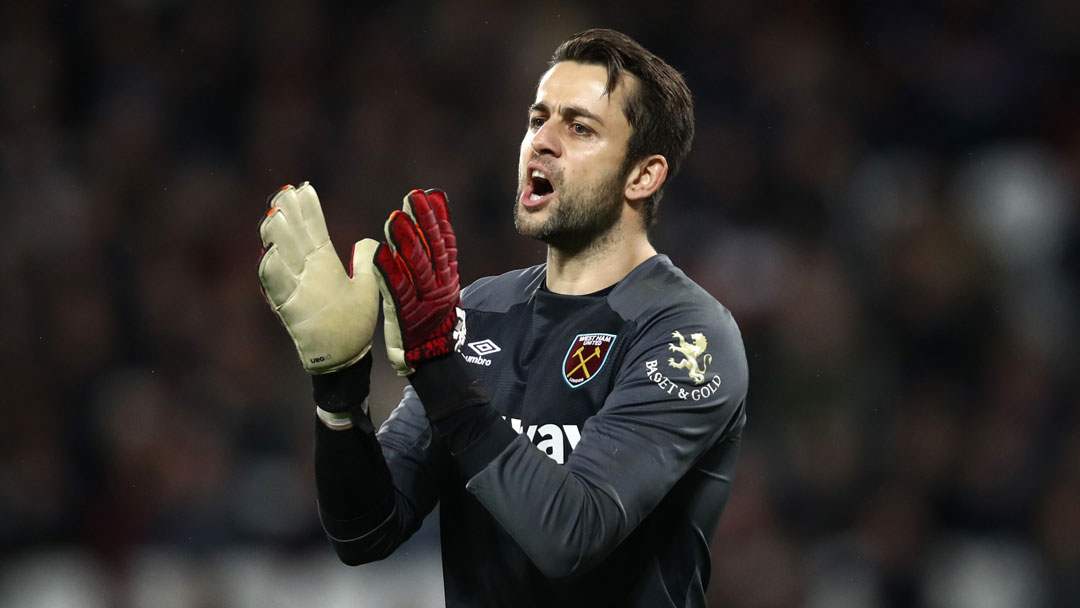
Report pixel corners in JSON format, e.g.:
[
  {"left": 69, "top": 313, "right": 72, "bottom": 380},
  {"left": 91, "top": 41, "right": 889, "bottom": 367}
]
[{"left": 373, "top": 189, "right": 466, "bottom": 375}]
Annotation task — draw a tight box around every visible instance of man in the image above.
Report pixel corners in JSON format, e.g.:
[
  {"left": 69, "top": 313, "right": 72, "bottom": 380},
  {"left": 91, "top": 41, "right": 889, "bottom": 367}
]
[{"left": 258, "top": 29, "right": 747, "bottom": 607}]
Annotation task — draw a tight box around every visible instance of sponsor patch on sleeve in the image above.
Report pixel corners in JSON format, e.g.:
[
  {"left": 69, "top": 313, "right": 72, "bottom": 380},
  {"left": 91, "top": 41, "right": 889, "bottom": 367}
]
[{"left": 643, "top": 330, "right": 722, "bottom": 400}]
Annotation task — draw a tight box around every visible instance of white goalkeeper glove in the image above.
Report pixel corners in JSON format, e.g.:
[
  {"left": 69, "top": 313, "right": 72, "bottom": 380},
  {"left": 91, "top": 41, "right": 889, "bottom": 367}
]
[{"left": 257, "top": 182, "right": 380, "bottom": 380}]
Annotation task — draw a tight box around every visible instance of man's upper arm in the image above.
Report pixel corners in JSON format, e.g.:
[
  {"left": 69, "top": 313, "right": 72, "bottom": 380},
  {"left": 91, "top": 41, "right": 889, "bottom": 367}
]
[
  {"left": 569, "top": 305, "right": 747, "bottom": 521},
  {"left": 463, "top": 304, "right": 748, "bottom": 577}
]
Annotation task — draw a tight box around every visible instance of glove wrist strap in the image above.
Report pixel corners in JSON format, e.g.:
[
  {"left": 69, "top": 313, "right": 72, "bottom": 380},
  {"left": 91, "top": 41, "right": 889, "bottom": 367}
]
[
  {"left": 311, "top": 352, "right": 373, "bottom": 414},
  {"left": 316, "top": 404, "right": 365, "bottom": 428}
]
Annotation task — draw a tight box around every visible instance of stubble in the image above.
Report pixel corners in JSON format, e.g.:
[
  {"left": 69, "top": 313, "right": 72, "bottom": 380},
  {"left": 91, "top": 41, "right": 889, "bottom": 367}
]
[{"left": 514, "top": 165, "right": 626, "bottom": 255}]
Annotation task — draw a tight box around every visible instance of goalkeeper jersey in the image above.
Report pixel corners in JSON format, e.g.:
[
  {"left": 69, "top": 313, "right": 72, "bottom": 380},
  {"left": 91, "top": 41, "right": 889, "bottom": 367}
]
[{"left": 319, "top": 254, "right": 748, "bottom": 607}]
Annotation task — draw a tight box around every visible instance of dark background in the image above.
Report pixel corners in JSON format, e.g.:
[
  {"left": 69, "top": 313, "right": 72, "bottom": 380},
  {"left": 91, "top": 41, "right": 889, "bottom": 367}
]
[{"left": 2, "top": 1, "right": 1078, "bottom": 606}]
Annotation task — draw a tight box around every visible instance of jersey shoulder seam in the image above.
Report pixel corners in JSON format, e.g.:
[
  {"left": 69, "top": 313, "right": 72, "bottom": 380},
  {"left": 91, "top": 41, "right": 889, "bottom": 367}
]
[{"left": 462, "top": 263, "right": 545, "bottom": 313}]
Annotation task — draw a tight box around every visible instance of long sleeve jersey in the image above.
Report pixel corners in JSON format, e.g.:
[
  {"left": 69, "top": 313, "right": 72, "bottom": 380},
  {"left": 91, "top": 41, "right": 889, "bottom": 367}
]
[{"left": 316, "top": 254, "right": 748, "bottom": 607}]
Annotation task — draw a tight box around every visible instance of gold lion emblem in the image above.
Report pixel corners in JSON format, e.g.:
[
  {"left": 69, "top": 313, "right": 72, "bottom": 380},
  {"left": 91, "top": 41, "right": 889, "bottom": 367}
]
[{"left": 667, "top": 331, "right": 712, "bottom": 385}]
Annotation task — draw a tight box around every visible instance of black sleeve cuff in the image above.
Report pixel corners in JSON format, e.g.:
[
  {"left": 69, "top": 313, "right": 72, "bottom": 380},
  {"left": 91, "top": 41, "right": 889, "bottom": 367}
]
[
  {"left": 408, "top": 354, "right": 487, "bottom": 421},
  {"left": 409, "top": 354, "right": 517, "bottom": 477},
  {"left": 311, "top": 352, "right": 372, "bottom": 414}
]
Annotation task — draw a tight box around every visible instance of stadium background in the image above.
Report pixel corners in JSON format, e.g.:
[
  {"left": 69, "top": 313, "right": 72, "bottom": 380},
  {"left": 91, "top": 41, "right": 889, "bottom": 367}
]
[{"left": 2, "top": 1, "right": 1078, "bottom": 606}]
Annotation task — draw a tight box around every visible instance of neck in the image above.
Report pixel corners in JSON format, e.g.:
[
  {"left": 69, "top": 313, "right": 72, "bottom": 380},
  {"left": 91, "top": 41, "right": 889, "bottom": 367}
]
[{"left": 544, "top": 220, "right": 657, "bottom": 295}]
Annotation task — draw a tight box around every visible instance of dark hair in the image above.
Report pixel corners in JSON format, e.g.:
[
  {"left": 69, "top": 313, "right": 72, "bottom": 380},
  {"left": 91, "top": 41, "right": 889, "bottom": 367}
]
[{"left": 550, "top": 29, "right": 695, "bottom": 227}]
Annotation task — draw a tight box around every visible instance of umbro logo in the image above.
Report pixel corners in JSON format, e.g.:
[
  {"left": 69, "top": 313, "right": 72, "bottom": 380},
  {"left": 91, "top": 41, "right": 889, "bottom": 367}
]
[
  {"left": 464, "top": 339, "right": 501, "bottom": 366},
  {"left": 467, "top": 339, "right": 501, "bottom": 356}
]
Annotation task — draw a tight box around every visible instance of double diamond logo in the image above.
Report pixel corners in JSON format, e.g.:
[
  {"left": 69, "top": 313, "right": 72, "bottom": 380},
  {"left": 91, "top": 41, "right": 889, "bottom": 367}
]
[{"left": 467, "top": 339, "right": 501, "bottom": 356}]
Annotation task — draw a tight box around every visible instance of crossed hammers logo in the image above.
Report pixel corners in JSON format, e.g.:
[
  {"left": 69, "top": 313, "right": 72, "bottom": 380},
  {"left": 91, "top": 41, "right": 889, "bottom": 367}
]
[{"left": 567, "top": 345, "right": 602, "bottom": 379}]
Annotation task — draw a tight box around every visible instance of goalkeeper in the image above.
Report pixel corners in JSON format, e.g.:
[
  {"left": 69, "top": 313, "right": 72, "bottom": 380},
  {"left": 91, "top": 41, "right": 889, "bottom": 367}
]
[{"left": 258, "top": 29, "right": 747, "bottom": 607}]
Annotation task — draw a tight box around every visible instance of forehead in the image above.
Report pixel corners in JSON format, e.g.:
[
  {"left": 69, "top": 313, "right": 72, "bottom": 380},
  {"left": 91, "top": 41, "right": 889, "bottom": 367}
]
[{"left": 534, "top": 61, "right": 634, "bottom": 125}]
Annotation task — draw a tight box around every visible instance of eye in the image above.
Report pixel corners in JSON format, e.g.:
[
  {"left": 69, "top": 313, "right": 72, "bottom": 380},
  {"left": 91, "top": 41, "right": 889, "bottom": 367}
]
[
  {"left": 529, "top": 115, "right": 546, "bottom": 129},
  {"left": 571, "top": 122, "right": 593, "bottom": 136}
]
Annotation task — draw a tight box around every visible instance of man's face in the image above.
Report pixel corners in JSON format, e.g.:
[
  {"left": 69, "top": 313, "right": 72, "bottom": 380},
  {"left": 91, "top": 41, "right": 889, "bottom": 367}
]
[{"left": 515, "top": 61, "right": 635, "bottom": 249}]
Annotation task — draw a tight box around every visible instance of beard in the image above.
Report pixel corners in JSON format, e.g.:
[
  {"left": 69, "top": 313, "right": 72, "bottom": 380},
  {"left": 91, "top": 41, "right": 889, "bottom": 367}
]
[{"left": 514, "top": 163, "right": 626, "bottom": 254}]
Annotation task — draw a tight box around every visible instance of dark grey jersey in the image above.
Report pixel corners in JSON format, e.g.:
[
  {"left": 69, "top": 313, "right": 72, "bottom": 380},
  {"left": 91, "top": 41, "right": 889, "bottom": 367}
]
[{"left": 321, "top": 254, "right": 748, "bottom": 607}]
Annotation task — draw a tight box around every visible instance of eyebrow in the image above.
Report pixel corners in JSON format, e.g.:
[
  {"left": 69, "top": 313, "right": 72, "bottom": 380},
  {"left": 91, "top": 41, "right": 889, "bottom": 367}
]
[{"left": 529, "top": 102, "right": 606, "bottom": 127}]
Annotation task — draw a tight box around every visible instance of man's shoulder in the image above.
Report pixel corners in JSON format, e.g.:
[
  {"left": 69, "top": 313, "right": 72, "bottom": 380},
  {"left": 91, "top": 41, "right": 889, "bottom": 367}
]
[
  {"left": 462, "top": 263, "right": 545, "bottom": 312},
  {"left": 609, "top": 254, "right": 732, "bottom": 325},
  {"left": 610, "top": 255, "right": 747, "bottom": 393}
]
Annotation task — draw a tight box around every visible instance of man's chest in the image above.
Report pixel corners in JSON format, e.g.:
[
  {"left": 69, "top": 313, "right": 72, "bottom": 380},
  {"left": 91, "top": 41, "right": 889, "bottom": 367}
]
[{"left": 460, "top": 299, "right": 633, "bottom": 463}]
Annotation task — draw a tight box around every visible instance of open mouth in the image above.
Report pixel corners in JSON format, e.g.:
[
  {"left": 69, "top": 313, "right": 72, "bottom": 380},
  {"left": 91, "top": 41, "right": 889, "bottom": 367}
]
[
  {"left": 522, "top": 167, "right": 555, "bottom": 207},
  {"left": 530, "top": 170, "right": 554, "bottom": 199}
]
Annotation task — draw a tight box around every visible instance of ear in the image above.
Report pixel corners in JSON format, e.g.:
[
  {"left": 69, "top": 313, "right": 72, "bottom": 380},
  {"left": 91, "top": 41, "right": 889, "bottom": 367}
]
[{"left": 623, "top": 154, "right": 668, "bottom": 202}]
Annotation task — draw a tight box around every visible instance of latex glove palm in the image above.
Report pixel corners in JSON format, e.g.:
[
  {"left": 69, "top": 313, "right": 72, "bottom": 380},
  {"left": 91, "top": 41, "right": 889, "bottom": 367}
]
[{"left": 258, "top": 182, "right": 380, "bottom": 374}]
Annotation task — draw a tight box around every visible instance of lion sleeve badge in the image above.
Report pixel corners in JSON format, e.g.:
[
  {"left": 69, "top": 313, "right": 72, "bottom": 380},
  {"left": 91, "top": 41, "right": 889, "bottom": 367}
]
[{"left": 667, "top": 330, "right": 712, "bottom": 385}]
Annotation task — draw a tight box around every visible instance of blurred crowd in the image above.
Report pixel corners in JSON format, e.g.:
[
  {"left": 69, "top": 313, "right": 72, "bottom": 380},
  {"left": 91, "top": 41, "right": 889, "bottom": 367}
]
[{"left": 1, "top": 1, "right": 1078, "bottom": 606}]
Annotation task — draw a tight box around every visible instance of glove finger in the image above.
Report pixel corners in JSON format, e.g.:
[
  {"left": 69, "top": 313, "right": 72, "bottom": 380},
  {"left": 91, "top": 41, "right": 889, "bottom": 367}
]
[
  {"left": 271, "top": 186, "right": 316, "bottom": 255},
  {"left": 424, "top": 188, "right": 457, "bottom": 285},
  {"left": 294, "top": 181, "right": 332, "bottom": 248},
  {"left": 346, "top": 238, "right": 381, "bottom": 353},
  {"left": 259, "top": 207, "right": 304, "bottom": 276},
  {"left": 265, "top": 183, "right": 294, "bottom": 210},
  {"left": 405, "top": 190, "right": 451, "bottom": 287},
  {"left": 399, "top": 189, "right": 421, "bottom": 222},
  {"left": 349, "top": 238, "right": 381, "bottom": 281},
  {"left": 257, "top": 246, "right": 298, "bottom": 307},
  {"left": 423, "top": 188, "right": 451, "bottom": 222},
  {"left": 403, "top": 190, "right": 441, "bottom": 242},
  {"left": 384, "top": 210, "right": 438, "bottom": 297},
  {"left": 372, "top": 243, "right": 413, "bottom": 376},
  {"left": 373, "top": 240, "right": 418, "bottom": 312}
]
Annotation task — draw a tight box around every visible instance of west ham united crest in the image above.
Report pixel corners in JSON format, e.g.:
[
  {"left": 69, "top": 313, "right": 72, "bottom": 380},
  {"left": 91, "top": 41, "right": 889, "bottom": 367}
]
[{"left": 562, "top": 333, "right": 616, "bottom": 388}]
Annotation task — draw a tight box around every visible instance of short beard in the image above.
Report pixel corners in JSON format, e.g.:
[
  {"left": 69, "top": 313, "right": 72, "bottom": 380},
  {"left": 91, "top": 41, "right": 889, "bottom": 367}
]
[{"left": 514, "top": 166, "right": 626, "bottom": 255}]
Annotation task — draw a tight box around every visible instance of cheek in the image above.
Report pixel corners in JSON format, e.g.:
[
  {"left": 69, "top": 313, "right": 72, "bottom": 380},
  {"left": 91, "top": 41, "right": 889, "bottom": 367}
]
[{"left": 519, "top": 133, "right": 534, "bottom": 161}]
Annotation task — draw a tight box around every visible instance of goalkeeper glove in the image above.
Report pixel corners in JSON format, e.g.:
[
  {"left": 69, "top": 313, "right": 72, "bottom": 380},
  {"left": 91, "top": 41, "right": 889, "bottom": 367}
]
[
  {"left": 373, "top": 190, "right": 508, "bottom": 452},
  {"left": 373, "top": 189, "right": 466, "bottom": 376},
  {"left": 257, "top": 182, "right": 380, "bottom": 423}
]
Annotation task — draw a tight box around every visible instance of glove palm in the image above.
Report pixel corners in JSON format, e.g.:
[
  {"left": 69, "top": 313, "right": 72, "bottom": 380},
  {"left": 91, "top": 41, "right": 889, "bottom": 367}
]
[{"left": 258, "top": 182, "right": 379, "bottom": 374}]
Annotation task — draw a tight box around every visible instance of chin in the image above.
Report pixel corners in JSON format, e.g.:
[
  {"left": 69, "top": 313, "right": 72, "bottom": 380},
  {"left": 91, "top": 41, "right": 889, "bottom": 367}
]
[
  {"left": 514, "top": 209, "right": 537, "bottom": 237},
  {"left": 514, "top": 206, "right": 546, "bottom": 239}
]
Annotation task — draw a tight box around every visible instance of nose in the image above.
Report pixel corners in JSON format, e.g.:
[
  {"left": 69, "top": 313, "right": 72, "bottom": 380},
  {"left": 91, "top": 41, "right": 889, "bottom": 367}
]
[{"left": 530, "top": 120, "right": 562, "bottom": 157}]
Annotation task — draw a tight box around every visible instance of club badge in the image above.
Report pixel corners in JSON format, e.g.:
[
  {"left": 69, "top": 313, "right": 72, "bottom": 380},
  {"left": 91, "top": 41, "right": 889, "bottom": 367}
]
[{"left": 562, "top": 333, "right": 616, "bottom": 388}]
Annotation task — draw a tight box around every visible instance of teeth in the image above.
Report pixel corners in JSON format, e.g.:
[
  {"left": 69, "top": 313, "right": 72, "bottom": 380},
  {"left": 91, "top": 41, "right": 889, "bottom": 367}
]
[
  {"left": 530, "top": 193, "right": 542, "bottom": 200},
  {"left": 531, "top": 169, "right": 546, "bottom": 179}
]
